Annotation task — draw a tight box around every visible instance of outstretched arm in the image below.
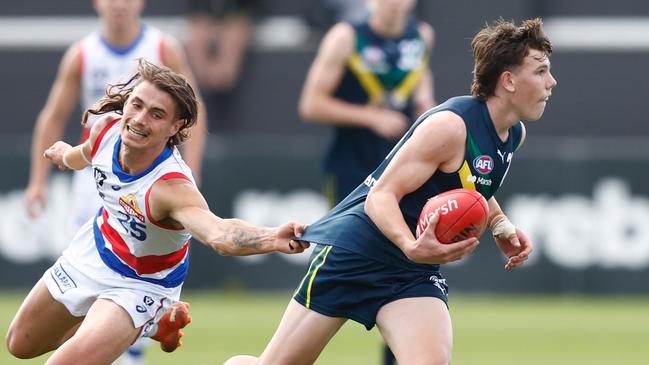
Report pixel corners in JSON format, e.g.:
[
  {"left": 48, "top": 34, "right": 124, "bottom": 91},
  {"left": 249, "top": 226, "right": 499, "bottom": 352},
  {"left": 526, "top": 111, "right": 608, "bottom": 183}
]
[
  {"left": 43, "top": 141, "right": 91, "bottom": 171},
  {"left": 42, "top": 114, "right": 114, "bottom": 171},
  {"left": 148, "top": 178, "right": 309, "bottom": 256}
]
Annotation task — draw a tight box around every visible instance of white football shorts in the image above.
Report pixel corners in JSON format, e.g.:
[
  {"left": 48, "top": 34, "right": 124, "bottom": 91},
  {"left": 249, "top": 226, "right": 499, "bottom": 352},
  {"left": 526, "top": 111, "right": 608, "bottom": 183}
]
[{"left": 43, "top": 220, "right": 182, "bottom": 332}]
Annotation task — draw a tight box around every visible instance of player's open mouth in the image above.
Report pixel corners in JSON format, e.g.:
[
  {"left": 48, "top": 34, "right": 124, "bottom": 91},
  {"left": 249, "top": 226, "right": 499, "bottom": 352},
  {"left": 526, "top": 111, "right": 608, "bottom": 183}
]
[{"left": 127, "top": 125, "right": 147, "bottom": 137}]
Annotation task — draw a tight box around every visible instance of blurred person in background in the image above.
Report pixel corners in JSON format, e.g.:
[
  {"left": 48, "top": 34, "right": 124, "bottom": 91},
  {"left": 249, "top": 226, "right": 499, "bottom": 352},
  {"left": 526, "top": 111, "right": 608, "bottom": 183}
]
[
  {"left": 225, "top": 17, "right": 554, "bottom": 365},
  {"left": 299, "top": 1, "right": 436, "bottom": 361},
  {"left": 185, "top": 0, "right": 259, "bottom": 132},
  {"left": 299, "top": 0, "right": 437, "bottom": 207},
  {"left": 6, "top": 59, "right": 309, "bottom": 365},
  {"left": 22, "top": 0, "right": 208, "bottom": 364}
]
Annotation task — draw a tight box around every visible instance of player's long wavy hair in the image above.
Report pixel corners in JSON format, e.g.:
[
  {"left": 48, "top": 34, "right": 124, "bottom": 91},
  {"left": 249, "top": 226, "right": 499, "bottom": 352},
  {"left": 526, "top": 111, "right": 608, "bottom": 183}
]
[
  {"left": 470, "top": 18, "right": 553, "bottom": 99},
  {"left": 82, "top": 58, "right": 198, "bottom": 146}
]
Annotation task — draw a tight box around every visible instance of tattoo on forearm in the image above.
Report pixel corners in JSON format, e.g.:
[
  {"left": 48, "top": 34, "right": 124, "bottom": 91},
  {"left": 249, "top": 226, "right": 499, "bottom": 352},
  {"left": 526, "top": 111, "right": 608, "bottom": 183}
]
[{"left": 229, "top": 227, "right": 264, "bottom": 251}]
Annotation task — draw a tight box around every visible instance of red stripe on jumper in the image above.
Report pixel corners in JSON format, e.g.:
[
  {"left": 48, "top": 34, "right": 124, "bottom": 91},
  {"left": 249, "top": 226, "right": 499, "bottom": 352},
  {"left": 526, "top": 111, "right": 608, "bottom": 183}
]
[
  {"left": 145, "top": 172, "right": 192, "bottom": 230},
  {"left": 100, "top": 209, "right": 189, "bottom": 275},
  {"left": 91, "top": 117, "right": 121, "bottom": 158}
]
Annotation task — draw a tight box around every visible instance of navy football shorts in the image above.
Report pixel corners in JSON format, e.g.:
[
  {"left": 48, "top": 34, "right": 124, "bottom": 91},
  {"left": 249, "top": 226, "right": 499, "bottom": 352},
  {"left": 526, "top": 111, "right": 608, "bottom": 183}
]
[{"left": 293, "top": 244, "right": 449, "bottom": 330}]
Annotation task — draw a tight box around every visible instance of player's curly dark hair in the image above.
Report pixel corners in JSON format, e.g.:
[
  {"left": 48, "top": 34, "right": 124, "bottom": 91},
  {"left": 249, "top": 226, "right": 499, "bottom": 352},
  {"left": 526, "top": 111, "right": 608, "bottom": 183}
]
[
  {"left": 470, "top": 18, "right": 553, "bottom": 99},
  {"left": 82, "top": 58, "right": 198, "bottom": 146}
]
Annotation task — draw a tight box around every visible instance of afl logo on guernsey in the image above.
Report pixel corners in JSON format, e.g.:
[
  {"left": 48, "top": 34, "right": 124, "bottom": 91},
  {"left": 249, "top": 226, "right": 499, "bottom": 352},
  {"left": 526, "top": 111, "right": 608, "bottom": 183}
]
[{"left": 473, "top": 155, "right": 494, "bottom": 174}]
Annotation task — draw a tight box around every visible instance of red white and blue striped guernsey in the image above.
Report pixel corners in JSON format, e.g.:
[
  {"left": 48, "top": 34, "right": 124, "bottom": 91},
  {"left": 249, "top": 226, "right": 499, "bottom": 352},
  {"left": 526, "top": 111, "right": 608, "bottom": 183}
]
[{"left": 89, "top": 115, "right": 194, "bottom": 288}]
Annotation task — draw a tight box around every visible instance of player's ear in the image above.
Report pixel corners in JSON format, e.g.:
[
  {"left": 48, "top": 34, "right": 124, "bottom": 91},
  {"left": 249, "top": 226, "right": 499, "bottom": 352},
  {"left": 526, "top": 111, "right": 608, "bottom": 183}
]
[
  {"left": 501, "top": 70, "right": 516, "bottom": 93},
  {"left": 168, "top": 118, "right": 185, "bottom": 137}
]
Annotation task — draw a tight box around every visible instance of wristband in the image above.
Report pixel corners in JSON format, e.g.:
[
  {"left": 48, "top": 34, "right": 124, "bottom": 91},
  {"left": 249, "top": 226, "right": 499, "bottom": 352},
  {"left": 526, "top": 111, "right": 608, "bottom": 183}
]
[
  {"left": 80, "top": 148, "right": 91, "bottom": 165},
  {"left": 61, "top": 151, "right": 72, "bottom": 169},
  {"left": 490, "top": 215, "right": 516, "bottom": 239}
]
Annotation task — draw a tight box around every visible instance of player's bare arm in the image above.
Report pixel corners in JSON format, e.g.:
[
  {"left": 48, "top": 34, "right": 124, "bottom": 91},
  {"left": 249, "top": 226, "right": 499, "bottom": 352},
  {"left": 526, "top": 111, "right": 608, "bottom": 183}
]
[
  {"left": 43, "top": 141, "right": 89, "bottom": 171},
  {"left": 161, "top": 34, "right": 208, "bottom": 184},
  {"left": 25, "top": 42, "right": 83, "bottom": 216},
  {"left": 148, "top": 179, "right": 309, "bottom": 256},
  {"left": 487, "top": 196, "right": 533, "bottom": 270},
  {"left": 365, "top": 112, "right": 478, "bottom": 264},
  {"left": 298, "top": 22, "right": 354, "bottom": 123},
  {"left": 43, "top": 114, "right": 115, "bottom": 171},
  {"left": 298, "top": 23, "right": 408, "bottom": 139},
  {"left": 411, "top": 22, "right": 437, "bottom": 116}
]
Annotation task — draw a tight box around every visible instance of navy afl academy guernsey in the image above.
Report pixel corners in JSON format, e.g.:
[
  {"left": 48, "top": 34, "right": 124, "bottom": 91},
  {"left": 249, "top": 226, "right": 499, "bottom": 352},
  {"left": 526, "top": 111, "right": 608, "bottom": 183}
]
[
  {"left": 302, "top": 96, "right": 523, "bottom": 271},
  {"left": 323, "top": 17, "right": 429, "bottom": 181}
]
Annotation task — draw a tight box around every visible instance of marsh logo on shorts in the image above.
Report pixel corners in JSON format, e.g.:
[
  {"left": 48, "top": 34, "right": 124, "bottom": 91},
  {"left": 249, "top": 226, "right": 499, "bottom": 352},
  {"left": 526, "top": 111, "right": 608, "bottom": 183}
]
[{"left": 51, "top": 263, "right": 77, "bottom": 294}]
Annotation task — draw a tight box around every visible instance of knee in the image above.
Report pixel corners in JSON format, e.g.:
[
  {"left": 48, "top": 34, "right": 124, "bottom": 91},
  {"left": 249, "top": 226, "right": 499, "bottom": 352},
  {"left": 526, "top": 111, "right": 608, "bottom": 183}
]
[
  {"left": 223, "top": 355, "right": 258, "bottom": 365},
  {"left": 427, "top": 352, "right": 452, "bottom": 365},
  {"left": 434, "top": 353, "right": 452, "bottom": 365},
  {"left": 422, "top": 350, "right": 452, "bottom": 365},
  {"left": 396, "top": 350, "right": 452, "bottom": 365},
  {"left": 6, "top": 327, "right": 40, "bottom": 359}
]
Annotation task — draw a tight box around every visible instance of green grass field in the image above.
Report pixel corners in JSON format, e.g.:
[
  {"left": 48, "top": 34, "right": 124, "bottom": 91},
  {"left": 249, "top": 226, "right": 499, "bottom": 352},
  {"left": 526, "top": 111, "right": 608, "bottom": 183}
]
[{"left": 1, "top": 291, "right": 647, "bottom": 365}]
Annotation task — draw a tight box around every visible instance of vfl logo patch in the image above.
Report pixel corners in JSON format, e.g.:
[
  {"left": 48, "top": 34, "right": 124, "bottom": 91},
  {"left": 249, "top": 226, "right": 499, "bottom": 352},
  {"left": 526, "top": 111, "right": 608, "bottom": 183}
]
[
  {"left": 94, "top": 168, "right": 107, "bottom": 199},
  {"left": 50, "top": 263, "right": 77, "bottom": 294},
  {"left": 473, "top": 155, "right": 494, "bottom": 174},
  {"left": 94, "top": 167, "right": 107, "bottom": 187},
  {"left": 143, "top": 296, "right": 155, "bottom": 306},
  {"left": 119, "top": 194, "right": 145, "bottom": 223}
]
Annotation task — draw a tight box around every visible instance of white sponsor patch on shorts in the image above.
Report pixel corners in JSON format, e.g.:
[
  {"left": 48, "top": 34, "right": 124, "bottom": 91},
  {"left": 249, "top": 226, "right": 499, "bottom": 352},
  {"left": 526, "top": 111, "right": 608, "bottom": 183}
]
[{"left": 50, "top": 262, "right": 77, "bottom": 294}]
